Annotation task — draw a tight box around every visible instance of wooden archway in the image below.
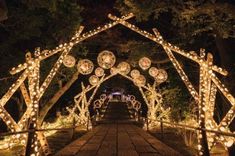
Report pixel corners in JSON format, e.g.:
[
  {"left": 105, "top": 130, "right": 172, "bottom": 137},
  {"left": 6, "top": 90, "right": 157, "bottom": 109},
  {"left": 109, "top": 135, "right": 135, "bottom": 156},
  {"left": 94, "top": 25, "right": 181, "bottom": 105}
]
[{"left": 0, "top": 13, "right": 234, "bottom": 155}]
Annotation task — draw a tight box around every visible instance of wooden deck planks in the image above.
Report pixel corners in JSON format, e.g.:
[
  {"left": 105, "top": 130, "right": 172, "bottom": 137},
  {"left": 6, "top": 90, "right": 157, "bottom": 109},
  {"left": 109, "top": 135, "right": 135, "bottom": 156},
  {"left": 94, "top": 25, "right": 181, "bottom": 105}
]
[{"left": 55, "top": 123, "right": 181, "bottom": 156}]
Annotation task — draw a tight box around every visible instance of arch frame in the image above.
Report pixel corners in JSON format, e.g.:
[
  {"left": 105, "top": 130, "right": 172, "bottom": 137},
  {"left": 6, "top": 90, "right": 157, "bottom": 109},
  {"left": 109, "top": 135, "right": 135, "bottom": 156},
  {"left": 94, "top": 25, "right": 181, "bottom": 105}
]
[{"left": 0, "top": 13, "right": 233, "bottom": 156}]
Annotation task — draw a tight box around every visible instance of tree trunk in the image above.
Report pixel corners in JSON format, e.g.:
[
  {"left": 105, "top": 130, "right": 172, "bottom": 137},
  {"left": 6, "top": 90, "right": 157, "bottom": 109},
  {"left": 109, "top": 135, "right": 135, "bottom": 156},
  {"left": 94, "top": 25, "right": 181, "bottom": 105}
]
[{"left": 38, "top": 71, "right": 79, "bottom": 125}]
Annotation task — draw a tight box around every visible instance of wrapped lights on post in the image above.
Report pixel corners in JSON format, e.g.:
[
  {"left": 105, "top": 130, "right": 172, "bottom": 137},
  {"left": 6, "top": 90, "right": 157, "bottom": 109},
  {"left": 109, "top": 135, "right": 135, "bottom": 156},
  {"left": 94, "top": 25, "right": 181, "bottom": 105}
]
[
  {"left": 63, "top": 55, "right": 76, "bottom": 68},
  {"left": 97, "top": 50, "right": 116, "bottom": 69},
  {"left": 77, "top": 59, "right": 94, "bottom": 75},
  {"left": 95, "top": 67, "right": 104, "bottom": 77},
  {"left": 130, "top": 69, "right": 140, "bottom": 79},
  {"left": 117, "top": 61, "right": 131, "bottom": 75},
  {"left": 139, "top": 57, "right": 151, "bottom": 70},
  {"left": 89, "top": 75, "right": 99, "bottom": 86}
]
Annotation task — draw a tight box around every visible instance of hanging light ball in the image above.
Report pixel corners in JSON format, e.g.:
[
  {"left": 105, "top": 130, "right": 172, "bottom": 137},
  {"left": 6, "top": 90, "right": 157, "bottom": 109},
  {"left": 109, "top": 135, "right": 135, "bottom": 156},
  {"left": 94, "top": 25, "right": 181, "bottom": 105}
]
[
  {"left": 139, "top": 57, "right": 151, "bottom": 70},
  {"left": 130, "top": 69, "right": 140, "bottom": 79},
  {"left": 100, "top": 94, "right": 106, "bottom": 100},
  {"left": 117, "top": 62, "right": 131, "bottom": 75},
  {"left": 110, "top": 67, "right": 118, "bottom": 75},
  {"left": 93, "top": 99, "right": 101, "bottom": 109},
  {"left": 155, "top": 69, "right": 168, "bottom": 83},
  {"left": 95, "top": 67, "right": 104, "bottom": 77},
  {"left": 134, "top": 75, "right": 146, "bottom": 86},
  {"left": 77, "top": 59, "right": 94, "bottom": 75},
  {"left": 89, "top": 75, "right": 99, "bottom": 85},
  {"left": 63, "top": 55, "right": 76, "bottom": 68},
  {"left": 129, "top": 95, "right": 135, "bottom": 101},
  {"left": 97, "top": 50, "right": 116, "bottom": 69},
  {"left": 149, "top": 67, "right": 159, "bottom": 77}
]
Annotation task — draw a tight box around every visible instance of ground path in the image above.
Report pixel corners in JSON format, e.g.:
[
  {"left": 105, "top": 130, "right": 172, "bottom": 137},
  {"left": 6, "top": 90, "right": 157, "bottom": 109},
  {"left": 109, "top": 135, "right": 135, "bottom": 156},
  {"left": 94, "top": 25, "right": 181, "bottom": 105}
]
[{"left": 55, "top": 102, "right": 180, "bottom": 156}]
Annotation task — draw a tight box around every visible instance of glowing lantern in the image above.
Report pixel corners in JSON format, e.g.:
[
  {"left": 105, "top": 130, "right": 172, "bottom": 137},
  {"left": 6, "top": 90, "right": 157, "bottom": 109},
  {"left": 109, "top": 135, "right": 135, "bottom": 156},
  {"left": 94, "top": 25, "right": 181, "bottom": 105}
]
[
  {"left": 97, "top": 50, "right": 116, "bottom": 69},
  {"left": 77, "top": 59, "right": 94, "bottom": 75},
  {"left": 130, "top": 69, "right": 140, "bottom": 79},
  {"left": 95, "top": 67, "right": 104, "bottom": 77},
  {"left": 149, "top": 67, "right": 158, "bottom": 77},
  {"left": 89, "top": 75, "right": 99, "bottom": 85},
  {"left": 110, "top": 67, "right": 118, "bottom": 75},
  {"left": 134, "top": 75, "right": 146, "bottom": 86},
  {"left": 93, "top": 99, "right": 101, "bottom": 109},
  {"left": 129, "top": 95, "right": 135, "bottom": 101},
  {"left": 63, "top": 55, "right": 76, "bottom": 67},
  {"left": 155, "top": 69, "right": 168, "bottom": 83},
  {"left": 139, "top": 57, "right": 151, "bottom": 70},
  {"left": 100, "top": 94, "right": 106, "bottom": 99},
  {"left": 225, "top": 138, "right": 234, "bottom": 147},
  {"left": 117, "top": 62, "right": 131, "bottom": 75}
]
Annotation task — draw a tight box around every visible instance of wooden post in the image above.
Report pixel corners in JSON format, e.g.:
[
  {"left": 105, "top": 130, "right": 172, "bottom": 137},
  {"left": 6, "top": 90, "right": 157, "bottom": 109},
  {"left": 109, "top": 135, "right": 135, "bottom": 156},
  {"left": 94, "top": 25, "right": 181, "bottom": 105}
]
[
  {"left": 160, "top": 117, "right": 164, "bottom": 140},
  {"left": 146, "top": 116, "right": 149, "bottom": 131},
  {"left": 71, "top": 116, "right": 75, "bottom": 140},
  {"left": 197, "top": 52, "right": 211, "bottom": 156}
]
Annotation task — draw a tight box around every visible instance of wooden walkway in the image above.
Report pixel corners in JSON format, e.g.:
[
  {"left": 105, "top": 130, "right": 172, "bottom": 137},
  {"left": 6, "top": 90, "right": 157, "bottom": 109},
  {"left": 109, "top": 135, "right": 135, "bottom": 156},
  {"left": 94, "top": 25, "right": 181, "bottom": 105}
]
[{"left": 55, "top": 123, "right": 180, "bottom": 156}]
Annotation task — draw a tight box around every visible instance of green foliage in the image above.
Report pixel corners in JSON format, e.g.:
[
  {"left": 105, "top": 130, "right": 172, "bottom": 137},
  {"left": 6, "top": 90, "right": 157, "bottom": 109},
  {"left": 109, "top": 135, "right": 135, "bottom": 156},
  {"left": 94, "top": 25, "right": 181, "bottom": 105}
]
[
  {"left": 115, "top": 0, "right": 235, "bottom": 39},
  {"left": 0, "top": 0, "right": 83, "bottom": 107},
  {"left": 161, "top": 69, "right": 192, "bottom": 122}
]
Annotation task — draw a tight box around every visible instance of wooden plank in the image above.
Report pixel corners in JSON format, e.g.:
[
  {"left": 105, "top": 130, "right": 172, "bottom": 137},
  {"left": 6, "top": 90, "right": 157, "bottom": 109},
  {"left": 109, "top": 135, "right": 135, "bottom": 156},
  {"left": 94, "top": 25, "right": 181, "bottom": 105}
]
[{"left": 56, "top": 122, "right": 181, "bottom": 156}]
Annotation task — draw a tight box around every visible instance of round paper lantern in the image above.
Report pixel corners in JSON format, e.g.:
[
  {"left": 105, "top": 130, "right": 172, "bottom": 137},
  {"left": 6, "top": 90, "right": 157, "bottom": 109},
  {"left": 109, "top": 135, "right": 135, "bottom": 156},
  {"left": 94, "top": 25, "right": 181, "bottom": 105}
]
[
  {"left": 89, "top": 75, "right": 99, "bottom": 85},
  {"left": 77, "top": 59, "right": 94, "bottom": 75},
  {"left": 134, "top": 75, "right": 146, "bottom": 86},
  {"left": 110, "top": 67, "right": 118, "bottom": 75},
  {"left": 155, "top": 69, "right": 168, "bottom": 83},
  {"left": 63, "top": 55, "right": 76, "bottom": 67},
  {"left": 93, "top": 99, "right": 101, "bottom": 109},
  {"left": 97, "top": 50, "right": 116, "bottom": 69},
  {"left": 130, "top": 69, "right": 140, "bottom": 79},
  {"left": 149, "top": 67, "right": 159, "bottom": 77},
  {"left": 95, "top": 67, "right": 104, "bottom": 77},
  {"left": 134, "top": 101, "right": 141, "bottom": 110},
  {"left": 129, "top": 95, "right": 135, "bottom": 101},
  {"left": 117, "top": 62, "right": 131, "bottom": 75},
  {"left": 139, "top": 57, "right": 151, "bottom": 70},
  {"left": 100, "top": 94, "right": 106, "bottom": 100}
]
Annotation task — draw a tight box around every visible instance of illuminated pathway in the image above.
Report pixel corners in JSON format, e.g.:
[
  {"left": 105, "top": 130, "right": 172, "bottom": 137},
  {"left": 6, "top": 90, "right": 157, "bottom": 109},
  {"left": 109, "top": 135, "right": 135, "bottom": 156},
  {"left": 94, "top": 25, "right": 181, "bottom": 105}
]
[{"left": 55, "top": 102, "right": 180, "bottom": 156}]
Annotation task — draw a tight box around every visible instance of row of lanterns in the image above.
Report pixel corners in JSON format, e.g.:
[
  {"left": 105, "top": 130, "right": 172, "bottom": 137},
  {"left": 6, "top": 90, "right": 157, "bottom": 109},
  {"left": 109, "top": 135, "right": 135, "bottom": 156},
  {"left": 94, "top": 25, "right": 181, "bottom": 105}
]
[{"left": 63, "top": 50, "right": 168, "bottom": 86}]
